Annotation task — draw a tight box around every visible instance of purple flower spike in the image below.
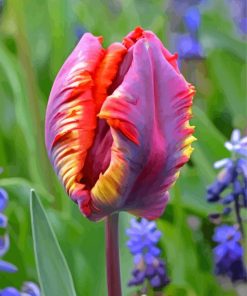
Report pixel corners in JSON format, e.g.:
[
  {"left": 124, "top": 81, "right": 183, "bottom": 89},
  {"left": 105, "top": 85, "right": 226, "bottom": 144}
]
[
  {"left": 0, "top": 188, "right": 8, "bottom": 212},
  {"left": 208, "top": 129, "right": 247, "bottom": 225},
  {"left": 207, "top": 129, "right": 247, "bottom": 283},
  {"left": 0, "top": 287, "right": 20, "bottom": 296},
  {"left": 0, "top": 260, "right": 18, "bottom": 273},
  {"left": 21, "top": 282, "right": 40, "bottom": 296},
  {"left": 126, "top": 218, "right": 169, "bottom": 290},
  {"left": 184, "top": 6, "right": 201, "bottom": 33}
]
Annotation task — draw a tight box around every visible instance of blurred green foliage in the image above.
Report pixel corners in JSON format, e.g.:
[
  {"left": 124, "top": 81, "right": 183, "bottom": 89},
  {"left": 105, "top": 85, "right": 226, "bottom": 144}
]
[{"left": 0, "top": 0, "right": 246, "bottom": 295}]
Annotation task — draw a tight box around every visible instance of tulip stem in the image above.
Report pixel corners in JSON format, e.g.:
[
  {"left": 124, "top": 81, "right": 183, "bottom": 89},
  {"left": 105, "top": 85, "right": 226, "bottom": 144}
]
[{"left": 105, "top": 213, "right": 122, "bottom": 296}]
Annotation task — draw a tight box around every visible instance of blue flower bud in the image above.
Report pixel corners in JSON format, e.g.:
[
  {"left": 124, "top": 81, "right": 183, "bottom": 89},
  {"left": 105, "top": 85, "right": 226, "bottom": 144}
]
[
  {"left": 208, "top": 213, "right": 221, "bottom": 224},
  {"left": 222, "top": 207, "right": 232, "bottom": 216},
  {"left": 184, "top": 6, "right": 201, "bottom": 34},
  {"left": 0, "top": 260, "right": 18, "bottom": 273},
  {"left": 206, "top": 193, "right": 220, "bottom": 203},
  {"left": 221, "top": 194, "right": 234, "bottom": 205}
]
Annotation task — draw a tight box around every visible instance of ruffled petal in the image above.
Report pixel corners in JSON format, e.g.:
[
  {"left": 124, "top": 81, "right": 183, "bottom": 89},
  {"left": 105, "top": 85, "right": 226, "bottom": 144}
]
[
  {"left": 45, "top": 33, "right": 105, "bottom": 204},
  {"left": 46, "top": 32, "right": 129, "bottom": 219},
  {"left": 91, "top": 29, "right": 195, "bottom": 219}
]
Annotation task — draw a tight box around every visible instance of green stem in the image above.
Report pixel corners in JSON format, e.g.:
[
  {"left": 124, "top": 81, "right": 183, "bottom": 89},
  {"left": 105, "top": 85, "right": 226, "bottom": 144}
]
[{"left": 105, "top": 213, "right": 122, "bottom": 296}]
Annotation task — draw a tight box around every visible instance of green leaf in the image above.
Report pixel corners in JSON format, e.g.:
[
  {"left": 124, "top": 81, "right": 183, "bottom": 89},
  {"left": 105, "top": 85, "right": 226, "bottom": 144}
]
[
  {"left": 30, "top": 190, "right": 77, "bottom": 296},
  {"left": 208, "top": 51, "right": 247, "bottom": 125}
]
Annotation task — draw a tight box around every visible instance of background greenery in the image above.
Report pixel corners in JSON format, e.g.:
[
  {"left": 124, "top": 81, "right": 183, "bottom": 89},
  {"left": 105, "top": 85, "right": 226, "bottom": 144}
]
[{"left": 0, "top": 0, "right": 246, "bottom": 295}]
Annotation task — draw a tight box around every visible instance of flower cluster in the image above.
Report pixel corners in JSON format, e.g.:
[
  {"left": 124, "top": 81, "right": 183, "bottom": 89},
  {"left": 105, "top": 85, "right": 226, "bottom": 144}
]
[
  {"left": 0, "top": 170, "right": 40, "bottom": 296},
  {"left": 206, "top": 130, "right": 247, "bottom": 224},
  {"left": 206, "top": 130, "right": 247, "bottom": 282},
  {"left": 126, "top": 218, "right": 169, "bottom": 291},
  {"left": 213, "top": 225, "right": 247, "bottom": 282},
  {"left": 0, "top": 187, "right": 17, "bottom": 273},
  {"left": 176, "top": 2, "right": 204, "bottom": 60}
]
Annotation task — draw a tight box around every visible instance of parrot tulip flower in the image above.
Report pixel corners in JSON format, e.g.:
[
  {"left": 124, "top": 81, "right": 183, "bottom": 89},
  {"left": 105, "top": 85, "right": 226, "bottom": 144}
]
[
  {"left": 45, "top": 27, "right": 195, "bottom": 296},
  {"left": 45, "top": 27, "right": 195, "bottom": 221}
]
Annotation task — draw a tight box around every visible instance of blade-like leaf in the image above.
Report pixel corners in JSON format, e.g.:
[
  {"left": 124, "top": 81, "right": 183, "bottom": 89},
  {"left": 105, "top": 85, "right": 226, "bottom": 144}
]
[{"left": 30, "top": 190, "right": 77, "bottom": 296}]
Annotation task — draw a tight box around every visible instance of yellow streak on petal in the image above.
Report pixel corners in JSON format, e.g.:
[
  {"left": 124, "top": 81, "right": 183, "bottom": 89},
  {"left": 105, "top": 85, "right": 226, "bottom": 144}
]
[
  {"left": 183, "top": 135, "right": 197, "bottom": 147},
  {"left": 180, "top": 85, "right": 196, "bottom": 160},
  {"left": 183, "top": 146, "right": 194, "bottom": 158},
  {"left": 92, "top": 154, "right": 127, "bottom": 209}
]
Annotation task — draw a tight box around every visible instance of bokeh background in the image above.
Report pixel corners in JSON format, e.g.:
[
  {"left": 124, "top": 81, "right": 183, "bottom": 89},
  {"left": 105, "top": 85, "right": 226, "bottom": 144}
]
[{"left": 0, "top": 0, "right": 246, "bottom": 295}]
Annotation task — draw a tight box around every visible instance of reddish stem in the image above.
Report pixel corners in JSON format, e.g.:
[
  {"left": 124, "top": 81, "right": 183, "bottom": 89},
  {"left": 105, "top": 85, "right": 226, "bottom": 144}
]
[{"left": 105, "top": 213, "right": 122, "bottom": 296}]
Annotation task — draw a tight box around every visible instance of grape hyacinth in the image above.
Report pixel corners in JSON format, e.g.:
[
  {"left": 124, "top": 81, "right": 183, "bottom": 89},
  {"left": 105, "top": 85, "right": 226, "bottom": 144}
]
[
  {"left": 0, "top": 170, "right": 40, "bottom": 295},
  {"left": 206, "top": 129, "right": 247, "bottom": 233},
  {"left": 206, "top": 130, "right": 247, "bottom": 283},
  {"left": 213, "top": 225, "right": 247, "bottom": 282},
  {"left": 126, "top": 218, "right": 170, "bottom": 292},
  {"left": 175, "top": 2, "right": 204, "bottom": 60},
  {"left": 0, "top": 187, "right": 17, "bottom": 273}
]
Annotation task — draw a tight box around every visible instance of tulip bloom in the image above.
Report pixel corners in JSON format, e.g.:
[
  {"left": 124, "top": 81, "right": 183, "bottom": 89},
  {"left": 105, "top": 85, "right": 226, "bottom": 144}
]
[{"left": 45, "top": 27, "right": 195, "bottom": 222}]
